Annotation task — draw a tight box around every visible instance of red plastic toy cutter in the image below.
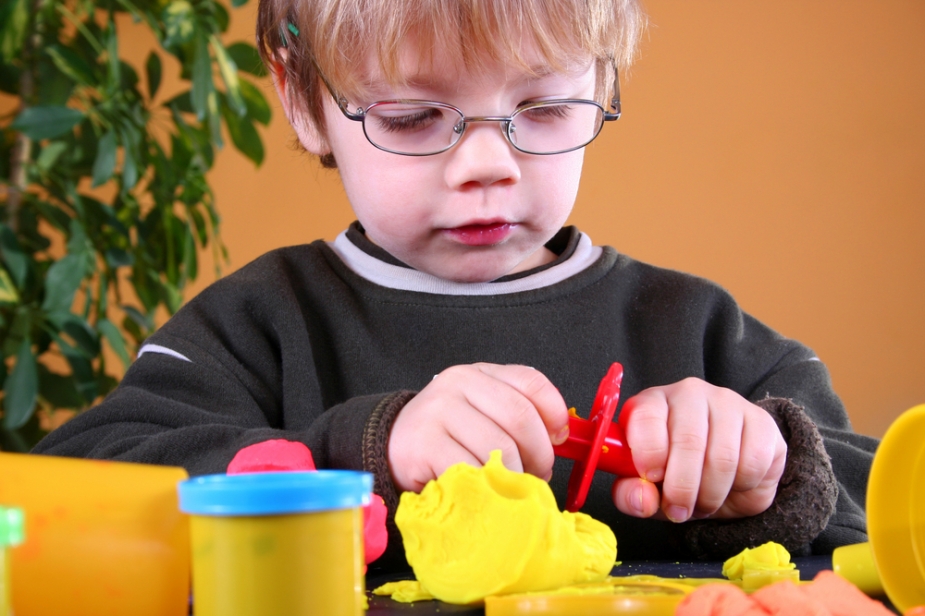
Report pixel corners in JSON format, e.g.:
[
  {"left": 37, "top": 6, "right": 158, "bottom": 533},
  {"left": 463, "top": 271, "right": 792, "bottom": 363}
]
[{"left": 552, "top": 362, "right": 638, "bottom": 512}]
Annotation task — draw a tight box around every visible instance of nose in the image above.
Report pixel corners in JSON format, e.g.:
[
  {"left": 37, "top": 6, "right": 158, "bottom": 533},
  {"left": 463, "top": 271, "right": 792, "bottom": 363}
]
[{"left": 443, "top": 120, "right": 522, "bottom": 190}]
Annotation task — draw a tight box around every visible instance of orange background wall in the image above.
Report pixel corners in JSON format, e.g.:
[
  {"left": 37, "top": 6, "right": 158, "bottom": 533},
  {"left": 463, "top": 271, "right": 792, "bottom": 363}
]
[{"left": 142, "top": 1, "right": 923, "bottom": 438}]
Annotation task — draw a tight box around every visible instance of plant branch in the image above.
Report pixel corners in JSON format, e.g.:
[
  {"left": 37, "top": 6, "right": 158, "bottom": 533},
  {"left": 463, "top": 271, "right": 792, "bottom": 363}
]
[{"left": 5, "top": 3, "right": 41, "bottom": 233}]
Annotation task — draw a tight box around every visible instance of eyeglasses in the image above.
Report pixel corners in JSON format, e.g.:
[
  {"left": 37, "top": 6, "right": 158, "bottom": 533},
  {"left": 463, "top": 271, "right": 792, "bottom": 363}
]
[{"left": 323, "top": 64, "right": 622, "bottom": 156}]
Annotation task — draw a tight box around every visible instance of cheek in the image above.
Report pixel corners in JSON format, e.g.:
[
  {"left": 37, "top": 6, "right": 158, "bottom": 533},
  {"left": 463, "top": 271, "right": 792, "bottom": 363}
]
[
  {"left": 531, "top": 151, "right": 585, "bottom": 218},
  {"left": 337, "top": 157, "right": 438, "bottom": 241}
]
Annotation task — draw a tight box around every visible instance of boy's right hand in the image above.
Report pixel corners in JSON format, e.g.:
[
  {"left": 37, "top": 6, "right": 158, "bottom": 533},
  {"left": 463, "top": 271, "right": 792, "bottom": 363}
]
[{"left": 387, "top": 363, "right": 570, "bottom": 493}]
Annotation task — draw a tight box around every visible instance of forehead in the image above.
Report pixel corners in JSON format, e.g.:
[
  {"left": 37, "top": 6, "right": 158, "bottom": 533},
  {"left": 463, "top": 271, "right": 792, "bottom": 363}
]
[
  {"left": 328, "top": 34, "right": 595, "bottom": 105},
  {"left": 351, "top": 42, "right": 594, "bottom": 99}
]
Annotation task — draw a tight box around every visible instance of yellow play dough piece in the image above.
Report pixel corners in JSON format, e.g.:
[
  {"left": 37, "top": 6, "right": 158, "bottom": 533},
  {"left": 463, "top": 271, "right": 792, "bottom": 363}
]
[
  {"left": 722, "top": 541, "right": 798, "bottom": 590},
  {"left": 394, "top": 450, "right": 617, "bottom": 604},
  {"left": 371, "top": 580, "right": 435, "bottom": 602}
]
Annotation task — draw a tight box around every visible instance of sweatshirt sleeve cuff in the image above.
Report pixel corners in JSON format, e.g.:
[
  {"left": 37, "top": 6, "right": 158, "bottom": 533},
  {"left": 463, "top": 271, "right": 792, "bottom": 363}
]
[
  {"left": 361, "top": 390, "right": 416, "bottom": 550},
  {"left": 681, "top": 396, "right": 838, "bottom": 559}
]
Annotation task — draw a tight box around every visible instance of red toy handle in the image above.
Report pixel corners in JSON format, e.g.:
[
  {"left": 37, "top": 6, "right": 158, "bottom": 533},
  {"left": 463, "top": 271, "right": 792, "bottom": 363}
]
[{"left": 553, "top": 363, "right": 637, "bottom": 512}]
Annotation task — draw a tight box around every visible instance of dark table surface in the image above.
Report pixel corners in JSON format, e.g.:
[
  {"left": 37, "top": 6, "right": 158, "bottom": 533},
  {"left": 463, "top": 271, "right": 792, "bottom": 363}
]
[{"left": 365, "top": 555, "right": 843, "bottom": 615}]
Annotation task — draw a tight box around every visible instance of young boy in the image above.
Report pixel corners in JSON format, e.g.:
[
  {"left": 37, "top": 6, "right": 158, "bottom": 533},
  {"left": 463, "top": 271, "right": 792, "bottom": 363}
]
[{"left": 34, "top": 0, "right": 877, "bottom": 572}]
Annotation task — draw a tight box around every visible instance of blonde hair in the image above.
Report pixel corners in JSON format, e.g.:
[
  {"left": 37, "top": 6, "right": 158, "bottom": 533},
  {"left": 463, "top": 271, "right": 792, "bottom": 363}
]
[{"left": 257, "top": 0, "right": 646, "bottom": 167}]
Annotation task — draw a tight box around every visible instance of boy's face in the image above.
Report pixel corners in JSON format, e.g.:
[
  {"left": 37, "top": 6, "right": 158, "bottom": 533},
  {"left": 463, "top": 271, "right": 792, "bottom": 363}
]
[{"left": 292, "top": 46, "right": 594, "bottom": 282}]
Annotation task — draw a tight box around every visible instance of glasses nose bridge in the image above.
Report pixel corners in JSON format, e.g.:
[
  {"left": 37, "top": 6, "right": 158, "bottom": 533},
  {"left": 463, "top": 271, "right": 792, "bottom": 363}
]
[{"left": 454, "top": 114, "right": 514, "bottom": 143}]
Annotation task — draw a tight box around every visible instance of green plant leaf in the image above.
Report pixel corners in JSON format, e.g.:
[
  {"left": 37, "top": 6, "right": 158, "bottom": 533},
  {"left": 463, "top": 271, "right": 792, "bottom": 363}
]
[
  {"left": 239, "top": 79, "right": 271, "bottom": 125},
  {"left": 45, "top": 44, "right": 96, "bottom": 85},
  {"left": 104, "top": 247, "right": 134, "bottom": 267},
  {"left": 45, "top": 311, "right": 100, "bottom": 359},
  {"left": 209, "top": 3, "right": 230, "bottom": 33},
  {"left": 36, "top": 141, "right": 69, "bottom": 172},
  {"left": 40, "top": 254, "right": 86, "bottom": 313},
  {"left": 0, "top": 61, "right": 21, "bottom": 95},
  {"left": 122, "top": 146, "right": 139, "bottom": 190},
  {"left": 145, "top": 50, "right": 162, "bottom": 99},
  {"left": 207, "top": 90, "right": 222, "bottom": 149},
  {"left": 105, "top": 21, "right": 120, "bottom": 86},
  {"left": 3, "top": 339, "right": 38, "bottom": 430},
  {"left": 221, "top": 100, "right": 263, "bottom": 165},
  {"left": 118, "top": 59, "right": 140, "bottom": 91},
  {"left": 37, "top": 364, "right": 83, "bottom": 410},
  {"left": 161, "top": 280, "right": 183, "bottom": 314},
  {"left": 35, "top": 55, "right": 77, "bottom": 106},
  {"left": 190, "top": 34, "right": 213, "bottom": 120},
  {"left": 162, "top": 0, "right": 196, "bottom": 48},
  {"left": 225, "top": 42, "right": 266, "bottom": 77},
  {"left": 165, "top": 90, "right": 194, "bottom": 114},
  {"left": 0, "top": 224, "right": 30, "bottom": 288},
  {"left": 0, "top": 0, "right": 28, "bottom": 63},
  {"left": 98, "top": 318, "right": 131, "bottom": 369},
  {"left": 59, "top": 342, "right": 97, "bottom": 403},
  {"left": 92, "top": 130, "right": 118, "bottom": 187},
  {"left": 11, "top": 106, "right": 85, "bottom": 140},
  {"left": 0, "top": 268, "right": 19, "bottom": 303},
  {"left": 210, "top": 35, "right": 245, "bottom": 116}
]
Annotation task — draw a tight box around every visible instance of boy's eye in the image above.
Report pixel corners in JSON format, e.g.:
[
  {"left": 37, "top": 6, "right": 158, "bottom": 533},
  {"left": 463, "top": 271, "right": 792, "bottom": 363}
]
[
  {"left": 518, "top": 103, "right": 574, "bottom": 123},
  {"left": 371, "top": 106, "right": 445, "bottom": 133}
]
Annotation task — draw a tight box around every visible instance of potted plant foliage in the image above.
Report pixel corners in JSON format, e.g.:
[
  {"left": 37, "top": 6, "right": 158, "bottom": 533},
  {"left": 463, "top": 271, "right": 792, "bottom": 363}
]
[{"left": 0, "top": 0, "right": 270, "bottom": 450}]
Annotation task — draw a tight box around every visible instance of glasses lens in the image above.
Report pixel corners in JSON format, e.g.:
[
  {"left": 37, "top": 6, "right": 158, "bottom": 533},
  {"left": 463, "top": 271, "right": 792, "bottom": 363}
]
[
  {"left": 363, "top": 102, "right": 464, "bottom": 155},
  {"left": 509, "top": 101, "right": 604, "bottom": 154}
]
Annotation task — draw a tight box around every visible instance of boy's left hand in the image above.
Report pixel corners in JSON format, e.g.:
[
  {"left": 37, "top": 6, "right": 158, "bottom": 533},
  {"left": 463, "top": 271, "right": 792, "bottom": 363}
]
[{"left": 610, "top": 378, "right": 787, "bottom": 523}]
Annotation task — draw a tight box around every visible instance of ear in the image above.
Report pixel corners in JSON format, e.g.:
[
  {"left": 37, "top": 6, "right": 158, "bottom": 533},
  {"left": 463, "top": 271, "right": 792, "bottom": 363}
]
[{"left": 269, "top": 48, "right": 331, "bottom": 156}]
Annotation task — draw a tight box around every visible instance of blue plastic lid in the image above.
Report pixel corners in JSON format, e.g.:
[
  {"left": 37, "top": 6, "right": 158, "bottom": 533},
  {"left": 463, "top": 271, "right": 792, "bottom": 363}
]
[{"left": 178, "top": 471, "right": 373, "bottom": 516}]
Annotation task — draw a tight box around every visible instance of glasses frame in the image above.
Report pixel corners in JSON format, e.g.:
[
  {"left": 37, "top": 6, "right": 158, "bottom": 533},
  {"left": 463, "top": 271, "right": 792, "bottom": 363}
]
[{"left": 321, "top": 63, "right": 622, "bottom": 157}]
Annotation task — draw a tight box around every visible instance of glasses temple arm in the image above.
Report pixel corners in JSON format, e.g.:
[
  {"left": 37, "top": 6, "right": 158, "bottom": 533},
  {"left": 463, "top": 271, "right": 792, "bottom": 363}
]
[{"left": 603, "top": 63, "right": 622, "bottom": 122}]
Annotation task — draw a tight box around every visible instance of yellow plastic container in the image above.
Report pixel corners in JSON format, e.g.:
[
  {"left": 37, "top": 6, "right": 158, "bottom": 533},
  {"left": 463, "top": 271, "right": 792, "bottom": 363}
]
[
  {"left": 0, "top": 452, "right": 190, "bottom": 616},
  {"left": 484, "top": 579, "right": 693, "bottom": 616},
  {"left": 179, "top": 470, "right": 372, "bottom": 616},
  {"left": 833, "top": 403, "right": 925, "bottom": 612}
]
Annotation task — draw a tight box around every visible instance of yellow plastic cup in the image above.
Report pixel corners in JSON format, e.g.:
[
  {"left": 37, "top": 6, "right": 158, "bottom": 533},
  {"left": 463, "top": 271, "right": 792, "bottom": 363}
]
[
  {"left": 0, "top": 452, "right": 190, "bottom": 616},
  {"left": 833, "top": 403, "right": 925, "bottom": 612},
  {"left": 178, "top": 470, "right": 372, "bottom": 616}
]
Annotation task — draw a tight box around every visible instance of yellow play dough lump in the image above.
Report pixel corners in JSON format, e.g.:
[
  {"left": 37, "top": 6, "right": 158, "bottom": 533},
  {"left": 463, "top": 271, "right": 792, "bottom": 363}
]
[
  {"left": 393, "top": 450, "right": 617, "bottom": 604},
  {"left": 722, "top": 541, "right": 799, "bottom": 590}
]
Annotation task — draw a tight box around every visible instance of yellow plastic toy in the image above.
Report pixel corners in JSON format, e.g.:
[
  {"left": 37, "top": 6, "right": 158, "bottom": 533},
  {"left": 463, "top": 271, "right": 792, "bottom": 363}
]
[
  {"left": 0, "top": 452, "right": 190, "bottom": 616},
  {"left": 832, "top": 403, "right": 925, "bottom": 612}
]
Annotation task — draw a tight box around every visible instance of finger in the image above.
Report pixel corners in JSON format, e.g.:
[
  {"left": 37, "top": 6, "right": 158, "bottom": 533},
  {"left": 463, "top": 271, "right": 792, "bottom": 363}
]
[
  {"left": 611, "top": 477, "right": 662, "bottom": 518},
  {"left": 419, "top": 438, "right": 484, "bottom": 491},
  {"left": 692, "top": 390, "right": 744, "bottom": 517},
  {"left": 440, "top": 405, "right": 524, "bottom": 474},
  {"left": 475, "top": 363, "right": 569, "bottom": 442},
  {"left": 659, "top": 382, "right": 711, "bottom": 523},
  {"left": 731, "top": 405, "right": 784, "bottom": 492},
  {"left": 621, "top": 389, "right": 671, "bottom": 483},
  {"left": 459, "top": 364, "right": 564, "bottom": 478}
]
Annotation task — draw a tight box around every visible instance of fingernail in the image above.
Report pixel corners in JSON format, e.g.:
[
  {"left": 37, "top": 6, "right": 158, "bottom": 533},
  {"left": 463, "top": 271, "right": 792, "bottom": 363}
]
[
  {"left": 631, "top": 484, "right": 644, "bottom": 514},
  {"left": 543, "top": 469, "right": 553, "bottom": 482},
  {"left": 645, "top": 470, "right": 662, "bottom": 482},
  {"left": 552, "top": 425, "right": 570, "bottom": 445},
  {"left": 666, "top": 506, "right": 689, "bottom": 523}
]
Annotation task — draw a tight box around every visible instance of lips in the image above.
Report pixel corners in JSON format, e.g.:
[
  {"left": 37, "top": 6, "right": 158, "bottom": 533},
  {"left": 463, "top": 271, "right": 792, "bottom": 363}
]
[{"left": 442, "top": 222, "right": 515, "bottom": 246}]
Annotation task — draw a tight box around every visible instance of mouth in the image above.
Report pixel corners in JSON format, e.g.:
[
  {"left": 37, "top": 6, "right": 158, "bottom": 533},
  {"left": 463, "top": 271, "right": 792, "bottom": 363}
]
[{"left": 442, "top": 221, "right": 515, "bottom": 246}]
